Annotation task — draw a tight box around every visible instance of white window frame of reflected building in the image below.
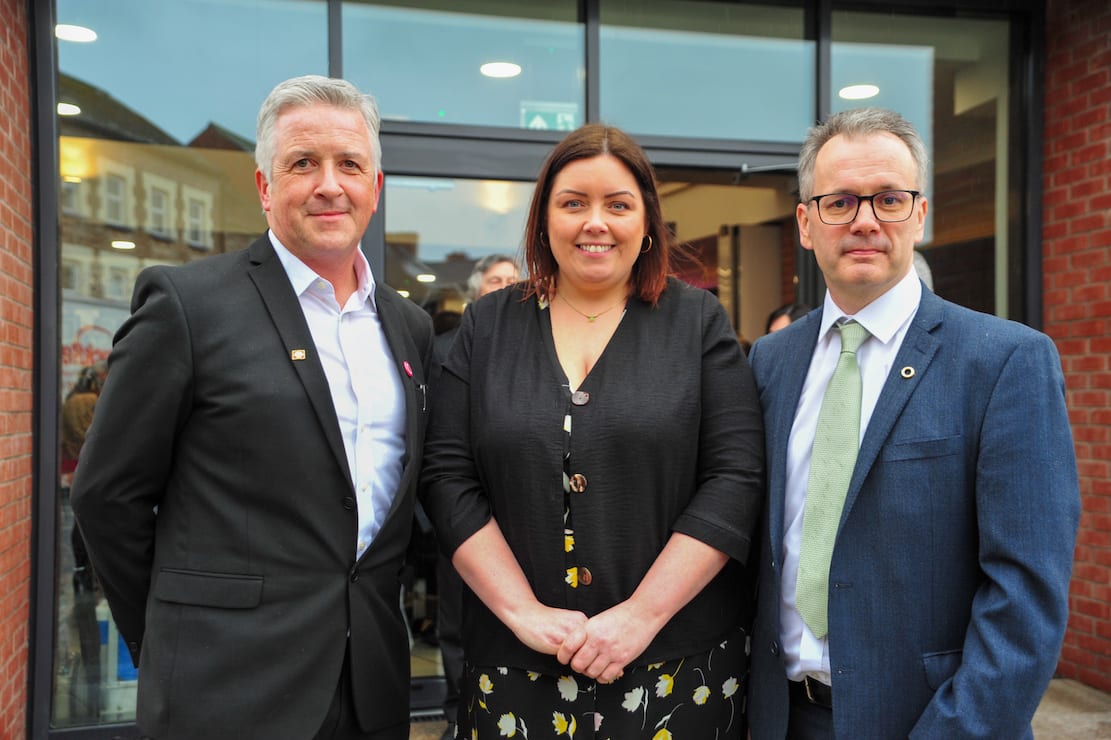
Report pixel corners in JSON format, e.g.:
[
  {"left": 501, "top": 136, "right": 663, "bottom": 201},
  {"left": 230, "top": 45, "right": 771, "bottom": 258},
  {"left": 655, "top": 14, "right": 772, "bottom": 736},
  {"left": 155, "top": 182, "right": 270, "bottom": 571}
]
[
  {"left": 183, "top": 187, "right": 213, "bottom": 250},
  {"left": 101, "top": 170, "right": 131, "bottom": 229},
  {"left": 145, "top": 175, "right": 176, "bottom": 240}
]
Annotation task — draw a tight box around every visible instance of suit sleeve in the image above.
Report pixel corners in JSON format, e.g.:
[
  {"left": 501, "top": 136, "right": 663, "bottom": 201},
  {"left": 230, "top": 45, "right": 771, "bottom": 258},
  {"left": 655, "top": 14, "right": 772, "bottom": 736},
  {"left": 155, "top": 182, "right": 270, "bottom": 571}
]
[
  {"left": 910, "top": 331, "right": 1080, "bottom": 737},
  {"left": 70, "top": 266, "right": 194, "bottom": 657}
]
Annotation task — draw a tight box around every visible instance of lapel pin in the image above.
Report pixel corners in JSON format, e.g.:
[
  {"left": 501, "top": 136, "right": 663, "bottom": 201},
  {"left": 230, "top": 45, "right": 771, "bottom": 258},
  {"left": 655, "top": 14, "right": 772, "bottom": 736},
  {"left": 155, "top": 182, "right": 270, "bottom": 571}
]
[
  {"left": 403, "top": 361, "right": 414, "bottom": 378},
  {"left": 900, "top": 366, "right": 915, "bottom": 379},
  {"left": 291, "top": 349, "right": 307, "bottom": 361}
]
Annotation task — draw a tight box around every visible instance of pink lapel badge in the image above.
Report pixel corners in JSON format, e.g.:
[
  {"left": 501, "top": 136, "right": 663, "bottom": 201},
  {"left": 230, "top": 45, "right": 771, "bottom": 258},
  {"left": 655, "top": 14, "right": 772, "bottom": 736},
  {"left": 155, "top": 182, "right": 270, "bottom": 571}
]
[{"left": 403, "top": 360, "right": 414, "bottom": 378}]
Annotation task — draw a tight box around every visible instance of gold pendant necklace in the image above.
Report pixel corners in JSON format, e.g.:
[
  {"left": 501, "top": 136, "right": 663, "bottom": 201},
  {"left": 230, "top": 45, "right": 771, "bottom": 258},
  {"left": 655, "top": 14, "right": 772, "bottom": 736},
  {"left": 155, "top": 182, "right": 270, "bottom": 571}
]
[{"left": 559, "top": 292, "right": 626, "bottom": 322}]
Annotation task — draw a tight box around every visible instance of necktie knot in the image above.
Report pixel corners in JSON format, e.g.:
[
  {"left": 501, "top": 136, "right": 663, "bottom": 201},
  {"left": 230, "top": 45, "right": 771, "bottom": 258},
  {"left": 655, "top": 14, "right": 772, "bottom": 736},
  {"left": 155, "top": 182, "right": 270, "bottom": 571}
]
[{"left": 837, "top": 320, "right": 869, "bottom": 354}]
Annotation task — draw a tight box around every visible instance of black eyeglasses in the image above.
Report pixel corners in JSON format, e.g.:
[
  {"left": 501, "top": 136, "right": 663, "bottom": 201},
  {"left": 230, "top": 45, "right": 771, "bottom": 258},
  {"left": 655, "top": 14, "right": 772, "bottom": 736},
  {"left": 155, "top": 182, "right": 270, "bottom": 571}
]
[{"left": 808, "top": 190, "right": 920, "bottom": 225}]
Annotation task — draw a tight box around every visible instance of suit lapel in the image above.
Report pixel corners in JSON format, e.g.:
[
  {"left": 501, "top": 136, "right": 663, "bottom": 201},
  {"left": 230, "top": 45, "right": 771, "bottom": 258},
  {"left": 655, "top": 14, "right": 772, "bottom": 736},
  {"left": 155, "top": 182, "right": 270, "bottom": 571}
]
[
  {"left": 246, "top": 236, "right": 354, "bottom": 490},
  {"left": 840, "top": 289, "right": 944, "bottom": 523},
  {"left": 373, "top": 284, "right": 426, "bottom": 524},
  {"left": 767, "top": 314, "right": 822, "bottom": 557}
]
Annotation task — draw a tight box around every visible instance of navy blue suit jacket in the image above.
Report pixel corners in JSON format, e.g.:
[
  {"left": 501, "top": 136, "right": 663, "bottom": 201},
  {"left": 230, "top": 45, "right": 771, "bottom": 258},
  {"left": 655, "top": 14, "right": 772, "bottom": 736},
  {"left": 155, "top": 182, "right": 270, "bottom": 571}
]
[{"left": 747, "top": 287, "right": 1079, "bottom": 738}]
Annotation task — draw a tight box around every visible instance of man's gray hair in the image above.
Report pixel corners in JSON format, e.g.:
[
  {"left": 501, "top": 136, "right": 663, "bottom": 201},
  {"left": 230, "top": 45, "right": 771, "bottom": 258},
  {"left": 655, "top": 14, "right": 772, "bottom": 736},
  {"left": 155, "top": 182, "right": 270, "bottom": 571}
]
[
  {"left": 467, "top": 254, "right": 521, "bottom": 301},
  {"left": 797, "top": 107, "right": 929, "bottom": 203},
  {"left": 255, "top": 75, "right": 382, "bottom": 182}
]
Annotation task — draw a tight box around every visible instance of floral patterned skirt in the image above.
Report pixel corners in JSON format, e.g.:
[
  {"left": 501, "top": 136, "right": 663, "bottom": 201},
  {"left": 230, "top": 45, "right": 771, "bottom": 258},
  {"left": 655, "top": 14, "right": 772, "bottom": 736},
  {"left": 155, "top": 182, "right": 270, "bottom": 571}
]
[{"left": 455, "top": 628, "right": 748, "bottom": 739}]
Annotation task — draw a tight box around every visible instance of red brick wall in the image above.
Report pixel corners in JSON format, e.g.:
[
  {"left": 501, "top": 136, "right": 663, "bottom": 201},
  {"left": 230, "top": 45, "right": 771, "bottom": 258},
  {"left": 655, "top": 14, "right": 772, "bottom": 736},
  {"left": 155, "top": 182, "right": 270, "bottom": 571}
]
[
  {"left": 1044, "top": 0, "right": 1111, "bottom": 692},
  {"left": 0, "top": 0, "right": 33, "bottom": 734},
  {"left": 0, "top": 0, "right": 33, "bottom": 730}
]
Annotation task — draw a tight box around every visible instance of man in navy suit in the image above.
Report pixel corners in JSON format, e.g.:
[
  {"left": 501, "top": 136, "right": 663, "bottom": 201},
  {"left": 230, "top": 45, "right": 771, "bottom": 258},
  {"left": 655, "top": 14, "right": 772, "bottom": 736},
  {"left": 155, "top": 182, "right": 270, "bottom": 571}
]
[
  {"left": 747, "top": 107, "right": 1079, "bottom": 739},
  {"left": 71, "top": 75, "right": 433, "bottom": 739}
]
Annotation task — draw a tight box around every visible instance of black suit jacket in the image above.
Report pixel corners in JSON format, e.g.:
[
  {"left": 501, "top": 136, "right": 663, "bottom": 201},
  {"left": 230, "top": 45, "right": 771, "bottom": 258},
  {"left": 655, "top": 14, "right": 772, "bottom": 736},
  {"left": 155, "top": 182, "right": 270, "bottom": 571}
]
[{"left": 71, "top": 235, "right": 433, "bottom": 739}]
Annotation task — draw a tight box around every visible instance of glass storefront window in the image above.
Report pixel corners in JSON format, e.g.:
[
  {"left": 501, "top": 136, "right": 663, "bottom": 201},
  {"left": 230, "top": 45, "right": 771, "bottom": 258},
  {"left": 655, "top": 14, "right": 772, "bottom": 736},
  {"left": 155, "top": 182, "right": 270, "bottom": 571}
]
[
  {"left": 342, "top": 1, "right": 582, "bottom": 130},
  {"left": 53, "top": 0, "right": 327, "bottom": 728},
  {"left": 599, "top": 0, "right": 811, "bottom": 142},
  {"left": 384, "top": 175, "right": 532, "bottom": 311},
  {"left": 832, "top": 11, "right": 1011, "bottom": 317}
]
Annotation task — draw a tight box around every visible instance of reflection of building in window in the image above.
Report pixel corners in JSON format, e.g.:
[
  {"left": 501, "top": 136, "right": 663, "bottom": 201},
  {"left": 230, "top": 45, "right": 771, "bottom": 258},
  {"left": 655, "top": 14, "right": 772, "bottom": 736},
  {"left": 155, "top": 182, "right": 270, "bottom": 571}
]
[
  {"left": 61, "top": 261, "right": 79, "bottom": 292},
  {"left": 61, "top": 179, "right": 84, "bottom": 217},
  {"left": 104, "top": 174, "right": 126, "bottom": 226},
  {"left": 105, "top": 266, "right": 131, "bottom": 302},
  {"left": 61, "top": 245, "right": 93, "bottom": 295},
  {"left": 97, "top": 159, "right": 137, "bottom": 229},
  {"left": 148, "top": 186, "right": 171, "bottom": 238},
  {"left": 184, "top": 187, "right": 213, "bottom": 250}
]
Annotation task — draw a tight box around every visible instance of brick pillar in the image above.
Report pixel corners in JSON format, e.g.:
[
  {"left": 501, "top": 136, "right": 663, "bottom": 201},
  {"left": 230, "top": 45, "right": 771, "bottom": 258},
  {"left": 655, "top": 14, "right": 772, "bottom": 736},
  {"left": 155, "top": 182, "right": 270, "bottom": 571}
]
[
  {"left": 1044, "top": 0, "right": 1111, "bottom": 692},
  {"left": 0, "top": 0, "right": 34, "bottom": 734}
]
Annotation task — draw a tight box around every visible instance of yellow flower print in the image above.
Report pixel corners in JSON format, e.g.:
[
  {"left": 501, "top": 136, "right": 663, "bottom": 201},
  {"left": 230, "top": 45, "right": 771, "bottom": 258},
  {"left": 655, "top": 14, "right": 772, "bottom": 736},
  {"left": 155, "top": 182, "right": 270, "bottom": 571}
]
[
  {"left": 478, "top": 673, "right": 494, "bottom": 711},
  {"left": 654, "top": 673, "right": 674, "bottom": 698},
  {"left": 652, "top": 730, "right": 673, "bottom": 740},
  {"left": 566, "top": 567, "right": 578, "bottom": 588},
  {"left": 693, "top": 684, "right": 711, "bottom": 705},
  {"left": 497, "top": 713, "right": 517, "bottom": 737},
  {"left": 558, "top": 675, "right": 580, "bottom": 701},
  {"left": 552, "top": 711, "right": 577, "bottom": 737},
  {"left": 527, "top": 671, "right": 541, "bottom": 682},
  {"left": 564, "top": 532, "right": 575, "bottom": 552},
  {"left": 647, "top": 662, "right": 664, "bottom": 671},
  {"left": 722, "top": 676, "right": 739, "bottom": 698},
  {"left": 622, "top": 686, "right": 645, "bottom": 712}
]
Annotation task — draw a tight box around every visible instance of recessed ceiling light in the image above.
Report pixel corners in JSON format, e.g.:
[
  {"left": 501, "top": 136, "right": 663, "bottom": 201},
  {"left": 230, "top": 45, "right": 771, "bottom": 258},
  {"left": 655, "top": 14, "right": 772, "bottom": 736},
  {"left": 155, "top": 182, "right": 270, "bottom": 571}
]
[
  {"left": 57, "top": 102, "right": 81, "bottom": 116},
  {"left": 839, "top": 84, "right": 880, "bottom": 100},
  {"left": 111, "top": 240, "right": 136, "bottom": 250},
  {"left": 480, "top": 62, "right": 522, "bottom": 79},
  {"left": 416, "top": 273, "right": 437, "bottom": 283},
  {"left": 56, "top": 24, "right": 97, "bottom": 43}
]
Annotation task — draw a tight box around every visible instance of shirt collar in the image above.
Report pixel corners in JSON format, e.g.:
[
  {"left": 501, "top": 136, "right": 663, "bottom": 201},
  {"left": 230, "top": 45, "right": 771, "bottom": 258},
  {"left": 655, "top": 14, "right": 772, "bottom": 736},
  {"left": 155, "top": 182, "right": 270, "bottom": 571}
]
[
  {"left": 819, "top": 268, "right": 922, "bottom": 346},
  {"left": 267, "top": 230, "right": 378, "bottom": 310}
]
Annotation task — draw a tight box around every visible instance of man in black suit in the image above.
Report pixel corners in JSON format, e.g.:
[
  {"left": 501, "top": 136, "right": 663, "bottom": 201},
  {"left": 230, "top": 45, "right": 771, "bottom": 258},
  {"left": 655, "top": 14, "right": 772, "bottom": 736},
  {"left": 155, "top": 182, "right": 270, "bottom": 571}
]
[{"left": 71, "top": 75, "right": 433, "bottom": 740}]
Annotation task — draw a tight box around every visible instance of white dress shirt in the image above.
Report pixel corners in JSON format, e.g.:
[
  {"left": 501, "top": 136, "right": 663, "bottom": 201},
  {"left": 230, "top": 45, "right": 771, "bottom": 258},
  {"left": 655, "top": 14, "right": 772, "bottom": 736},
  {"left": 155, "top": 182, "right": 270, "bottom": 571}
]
[
  {"left": 269, "top": 232, "right": 406, "bottom": 560},
  {"left": 781, "top": 269, "right": 922, "bottom": 684}
]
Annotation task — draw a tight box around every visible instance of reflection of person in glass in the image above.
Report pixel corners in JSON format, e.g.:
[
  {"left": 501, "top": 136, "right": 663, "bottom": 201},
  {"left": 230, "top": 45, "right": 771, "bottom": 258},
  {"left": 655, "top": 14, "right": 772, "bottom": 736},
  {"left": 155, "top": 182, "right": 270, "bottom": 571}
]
[
  {"left": 71, "top": 75, "right": 433, "bottom": 740},
  {"left": 432, "top": 253, "right": 520, "bottom": 740},
  {"left": 60, "top": 360, "right": 107, "bottom": 721},
  {"left": 421, "top": 124, "right": 765, "bottom": 738},
  {"left": 59, "top": 361, "right": 106, "bottom": 488}
]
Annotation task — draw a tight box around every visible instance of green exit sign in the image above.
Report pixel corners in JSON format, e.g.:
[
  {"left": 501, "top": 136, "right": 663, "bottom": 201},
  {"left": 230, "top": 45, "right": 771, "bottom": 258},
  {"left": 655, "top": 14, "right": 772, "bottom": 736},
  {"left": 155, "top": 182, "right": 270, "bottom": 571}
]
[{"left": 520, "top": 101, "right": 578, "bottom": 131}]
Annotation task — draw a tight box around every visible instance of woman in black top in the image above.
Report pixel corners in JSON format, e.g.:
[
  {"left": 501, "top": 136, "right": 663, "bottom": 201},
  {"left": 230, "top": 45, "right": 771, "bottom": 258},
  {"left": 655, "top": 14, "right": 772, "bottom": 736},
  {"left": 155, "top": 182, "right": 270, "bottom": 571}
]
[{"left": 421, "top": 124, "right": 765, "bottom": 738}]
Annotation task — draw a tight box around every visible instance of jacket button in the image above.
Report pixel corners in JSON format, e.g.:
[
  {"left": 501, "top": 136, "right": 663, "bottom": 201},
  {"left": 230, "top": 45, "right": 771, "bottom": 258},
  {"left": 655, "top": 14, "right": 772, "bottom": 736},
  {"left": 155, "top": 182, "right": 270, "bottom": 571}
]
[
  {"left": 571, "top": 391, "right": 590, "bottom": 406},
  {"left": 770, "top": 641, "right": 780, "bottom": 656},
  {"left": 342, "top": 497, "right": 355, "bottom": 510},
  {"left": 569, "top": 473, "right": 587, "bottom": 493},
  {"left": 579, "top": 567, "right": 593, "bottom": 586}
]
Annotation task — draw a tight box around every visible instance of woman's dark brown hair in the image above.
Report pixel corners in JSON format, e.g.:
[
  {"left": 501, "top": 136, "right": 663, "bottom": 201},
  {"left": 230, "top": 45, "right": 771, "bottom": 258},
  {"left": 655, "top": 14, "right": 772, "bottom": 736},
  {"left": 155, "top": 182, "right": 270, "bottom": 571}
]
[{"left": 522, "top": 124, "right": 670, "bottom": 305}]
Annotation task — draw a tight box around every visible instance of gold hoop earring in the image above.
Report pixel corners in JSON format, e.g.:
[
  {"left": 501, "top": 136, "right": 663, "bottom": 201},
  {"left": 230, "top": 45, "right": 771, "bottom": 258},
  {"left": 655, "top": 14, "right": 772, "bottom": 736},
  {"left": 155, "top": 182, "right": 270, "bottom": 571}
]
[{"left": 640, "top": 235, "right": 653, "bottom": 254}]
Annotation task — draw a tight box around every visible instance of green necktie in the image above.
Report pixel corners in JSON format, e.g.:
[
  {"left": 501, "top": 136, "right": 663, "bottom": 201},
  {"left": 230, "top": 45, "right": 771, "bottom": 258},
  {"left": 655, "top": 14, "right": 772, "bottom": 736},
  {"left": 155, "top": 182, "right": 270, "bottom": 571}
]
[{"left": 796, "top": 319, "right": 870, "bottom": 639}]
